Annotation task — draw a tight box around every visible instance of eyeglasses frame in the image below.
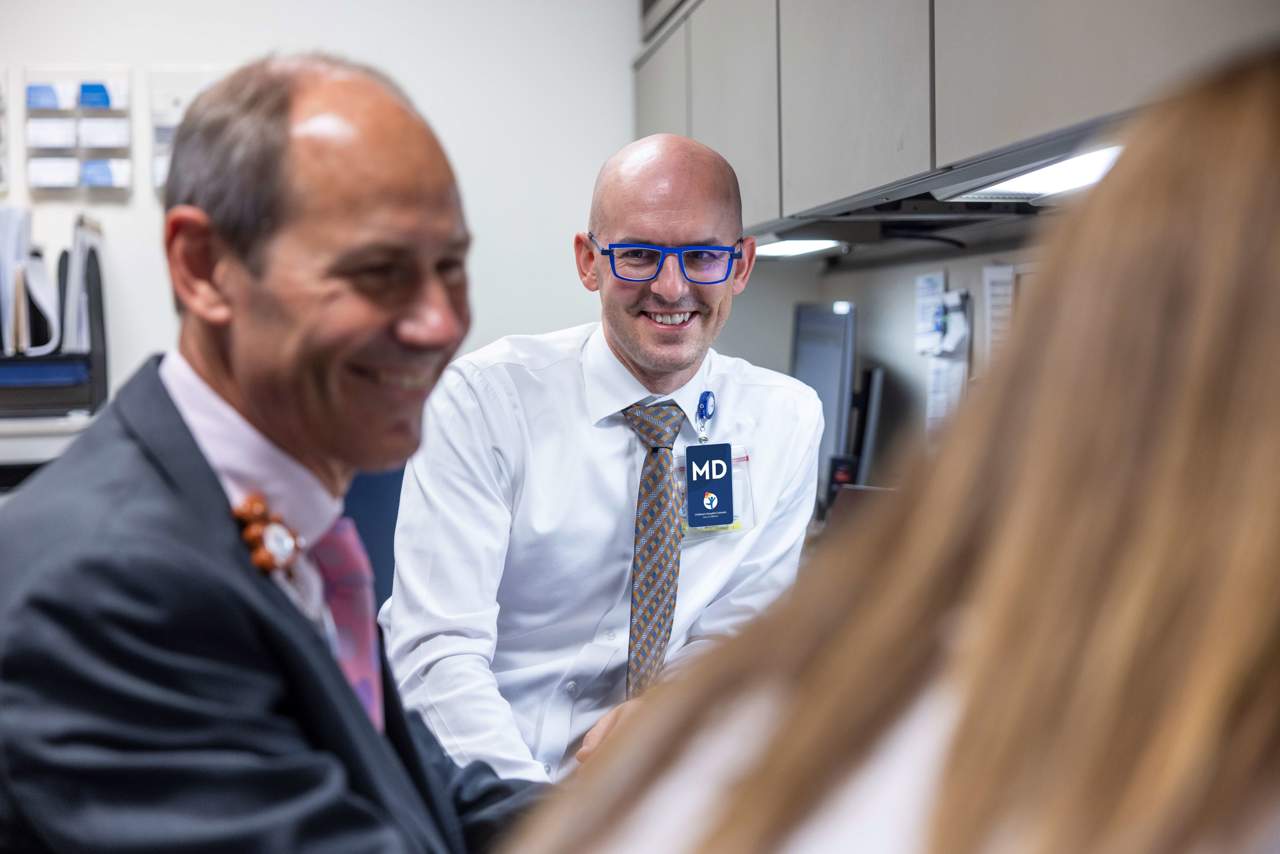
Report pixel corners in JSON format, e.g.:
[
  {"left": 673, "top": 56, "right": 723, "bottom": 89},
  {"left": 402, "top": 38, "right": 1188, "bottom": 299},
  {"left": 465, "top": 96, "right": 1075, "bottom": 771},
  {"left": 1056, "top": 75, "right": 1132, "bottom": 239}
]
[{"left": 587, "top": 232, "right": 744, "bottom": 286}]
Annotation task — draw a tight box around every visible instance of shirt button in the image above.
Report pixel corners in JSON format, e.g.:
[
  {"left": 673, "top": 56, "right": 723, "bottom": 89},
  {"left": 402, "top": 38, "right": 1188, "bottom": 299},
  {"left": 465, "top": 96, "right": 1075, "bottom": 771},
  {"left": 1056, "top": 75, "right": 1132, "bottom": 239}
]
[
  {"left": 565, "top": 680, "right": 579, "bottom": 697},
  {"left": 606, "top": 630, "right": 617, "bottom": 642},
  {"left": 543, "top": 762, "right": 552, "bottom": 775}
]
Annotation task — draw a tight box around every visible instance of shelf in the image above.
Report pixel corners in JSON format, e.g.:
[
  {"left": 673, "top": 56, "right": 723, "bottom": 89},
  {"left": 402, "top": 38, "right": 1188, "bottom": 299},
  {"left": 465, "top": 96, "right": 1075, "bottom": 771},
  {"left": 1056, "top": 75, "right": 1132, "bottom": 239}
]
[{"left": 0, "top": 411, "right": 92, "bottom": 464}]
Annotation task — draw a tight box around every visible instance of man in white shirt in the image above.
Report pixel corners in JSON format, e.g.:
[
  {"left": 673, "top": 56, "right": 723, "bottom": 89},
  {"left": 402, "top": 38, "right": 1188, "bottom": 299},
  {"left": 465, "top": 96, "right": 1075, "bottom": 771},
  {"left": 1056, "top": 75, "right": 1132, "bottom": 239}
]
[{"left": 381, "top": 134, "right": 823, "bottom": 782}]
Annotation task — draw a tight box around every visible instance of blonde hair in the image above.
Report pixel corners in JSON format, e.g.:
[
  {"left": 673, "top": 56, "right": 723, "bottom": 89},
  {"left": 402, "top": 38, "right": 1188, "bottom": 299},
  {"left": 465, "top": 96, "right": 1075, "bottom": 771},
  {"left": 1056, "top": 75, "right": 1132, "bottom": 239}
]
[{"left": 511, "top": 44, "right": 1280, "bottom": 854}]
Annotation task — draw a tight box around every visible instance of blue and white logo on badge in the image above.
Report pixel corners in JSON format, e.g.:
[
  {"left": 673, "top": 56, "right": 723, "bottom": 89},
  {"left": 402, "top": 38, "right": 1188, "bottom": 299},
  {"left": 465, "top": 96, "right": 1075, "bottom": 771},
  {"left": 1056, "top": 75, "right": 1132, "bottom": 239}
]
[{"left": 686, "top": 442, "right": 733, "bottom": 527}]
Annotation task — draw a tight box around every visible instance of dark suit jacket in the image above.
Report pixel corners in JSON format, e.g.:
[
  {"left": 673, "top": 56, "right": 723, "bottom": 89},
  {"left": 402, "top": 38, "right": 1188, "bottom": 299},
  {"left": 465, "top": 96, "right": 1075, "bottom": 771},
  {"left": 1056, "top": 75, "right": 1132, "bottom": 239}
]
[{"left": 0, "top": 358, "right": 543, "bottom": 853}]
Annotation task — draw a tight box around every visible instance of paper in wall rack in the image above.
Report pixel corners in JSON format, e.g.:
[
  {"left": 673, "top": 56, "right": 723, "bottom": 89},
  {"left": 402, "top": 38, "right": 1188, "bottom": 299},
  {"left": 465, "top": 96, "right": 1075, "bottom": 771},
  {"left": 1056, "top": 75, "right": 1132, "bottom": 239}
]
[
  {"left": 149, "top": 66, "right": 222, "bottom": 191},
  {"left": 25, "top": 67, "right": 133, "bottom": 193},
  {"left": 0, "top": 74, "right": 8, "bottom": 195},
  {"left": 0, "top": 210, "right": 109, "bottom": 417},
  {"left": 26, "top": 75, "right": 129, "bottom": 111}
]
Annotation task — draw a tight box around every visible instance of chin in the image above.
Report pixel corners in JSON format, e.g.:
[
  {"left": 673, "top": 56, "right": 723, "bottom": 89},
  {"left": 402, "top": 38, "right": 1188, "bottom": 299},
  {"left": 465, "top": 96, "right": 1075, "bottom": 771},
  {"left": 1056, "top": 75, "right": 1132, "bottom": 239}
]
[
  {"left": 354, "top": 448, "right": 419, "bottom": 473},
  {"left": 350, "top": 427, "right": 423, "bottom": 472},
  {"left": 641, "top": 345, "right": 701, "bottom": 375}
]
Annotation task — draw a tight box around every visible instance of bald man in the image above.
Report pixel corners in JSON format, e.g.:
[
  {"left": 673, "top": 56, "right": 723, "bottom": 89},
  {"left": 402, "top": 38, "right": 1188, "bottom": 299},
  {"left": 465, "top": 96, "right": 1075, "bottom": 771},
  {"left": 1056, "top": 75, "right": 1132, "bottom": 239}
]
[
  {"left": 382, "top": 135, "right": 824, "bottom": 782},
  {"left": 0, "top": 55, "right": 541, "bottom": 853}
]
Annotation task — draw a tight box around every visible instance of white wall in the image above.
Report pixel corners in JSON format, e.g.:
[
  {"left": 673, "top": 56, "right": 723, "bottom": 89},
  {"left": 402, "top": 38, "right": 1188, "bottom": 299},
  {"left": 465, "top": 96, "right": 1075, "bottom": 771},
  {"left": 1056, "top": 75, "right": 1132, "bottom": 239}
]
[
  {"left": 713, "top": 258, "right": 824, "bottom": 374},
  {"left": 818, "top": 246, "right": 1034, "bottom": 483},
  {"left": 0, "top": 0, "right": 637, "bottom": 390}
]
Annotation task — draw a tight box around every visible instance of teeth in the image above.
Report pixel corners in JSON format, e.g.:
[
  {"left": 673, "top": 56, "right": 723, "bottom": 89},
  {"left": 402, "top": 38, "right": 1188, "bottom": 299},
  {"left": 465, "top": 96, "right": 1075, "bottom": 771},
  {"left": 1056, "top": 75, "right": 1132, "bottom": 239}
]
[{"left": 650, "top": 312, "right": 692, "bottom": 326}]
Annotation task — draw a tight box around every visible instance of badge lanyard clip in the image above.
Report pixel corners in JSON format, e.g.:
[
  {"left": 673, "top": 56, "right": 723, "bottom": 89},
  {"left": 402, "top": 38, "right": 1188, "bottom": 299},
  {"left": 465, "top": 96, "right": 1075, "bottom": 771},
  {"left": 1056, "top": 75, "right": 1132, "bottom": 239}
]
[{"left": 695, "top": 390, "right": 716, "bottom": 444}]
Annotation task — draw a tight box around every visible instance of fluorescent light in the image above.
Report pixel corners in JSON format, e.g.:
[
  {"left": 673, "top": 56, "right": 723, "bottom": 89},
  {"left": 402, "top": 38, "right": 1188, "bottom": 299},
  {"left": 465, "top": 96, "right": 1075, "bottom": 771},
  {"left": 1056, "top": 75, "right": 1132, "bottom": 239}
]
[
  {"left": 756, "top": 239, "right": 842, "bottom": 258},
  {"left": 954, "top": 145, "right": 1122, "bottom": 202},
  {"left": 832, "top": 301, "right": 852, "bottom": 315}
]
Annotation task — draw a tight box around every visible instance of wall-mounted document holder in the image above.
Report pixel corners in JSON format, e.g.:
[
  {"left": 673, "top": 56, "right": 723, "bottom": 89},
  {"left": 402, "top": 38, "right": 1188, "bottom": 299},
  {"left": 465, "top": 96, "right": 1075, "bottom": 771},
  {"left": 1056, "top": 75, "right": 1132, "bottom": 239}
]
[
  {"left": 1, "top": 213, "right": 108, "bottom": 418},
  {"left": 25, "top": 68, "right": 132, "bottom": 195},
  {"left": 150, "top": 66, "right": 222, "bottom": 191}
]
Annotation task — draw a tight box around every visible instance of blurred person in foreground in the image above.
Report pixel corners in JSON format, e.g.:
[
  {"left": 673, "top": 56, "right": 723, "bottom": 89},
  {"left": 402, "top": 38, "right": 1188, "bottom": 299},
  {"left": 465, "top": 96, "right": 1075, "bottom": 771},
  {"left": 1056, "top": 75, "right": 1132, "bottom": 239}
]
[
  {"left": 509, "top": 43, "right": 1280, "bottom": 854},
  {"left": 0, "top": 54, "right": 541, "bottom": 853}
]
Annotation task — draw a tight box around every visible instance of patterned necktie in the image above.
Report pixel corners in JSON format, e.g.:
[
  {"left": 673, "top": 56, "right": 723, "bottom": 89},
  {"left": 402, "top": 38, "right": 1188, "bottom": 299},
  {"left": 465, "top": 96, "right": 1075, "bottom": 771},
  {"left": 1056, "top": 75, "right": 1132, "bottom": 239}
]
[
  {"left": 622, "top": 401, "right": 687, "bottom": 698},
  {"left": 309, "top": 517, "right": 384, "bottom": 732}
]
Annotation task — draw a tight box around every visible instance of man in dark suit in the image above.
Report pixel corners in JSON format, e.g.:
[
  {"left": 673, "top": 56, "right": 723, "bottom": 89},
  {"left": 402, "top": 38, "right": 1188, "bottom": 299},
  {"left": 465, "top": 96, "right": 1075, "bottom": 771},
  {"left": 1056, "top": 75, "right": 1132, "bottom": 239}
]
[{"left": 0, "top": 54, "right": 542, "bottom": 853}]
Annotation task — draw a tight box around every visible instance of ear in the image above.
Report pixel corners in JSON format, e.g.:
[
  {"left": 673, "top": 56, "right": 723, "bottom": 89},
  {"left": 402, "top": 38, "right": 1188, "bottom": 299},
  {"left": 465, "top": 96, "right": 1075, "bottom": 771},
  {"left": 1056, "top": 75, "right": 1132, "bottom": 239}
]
[
  {"left": 165, "top": 205, "right": 236, "bottom": 325},
  {"left": 574, "top": 232, "right": 602, "bottom": 294},
  {"left": 730, "top": 235, "right": 756, "bottom": 297}
]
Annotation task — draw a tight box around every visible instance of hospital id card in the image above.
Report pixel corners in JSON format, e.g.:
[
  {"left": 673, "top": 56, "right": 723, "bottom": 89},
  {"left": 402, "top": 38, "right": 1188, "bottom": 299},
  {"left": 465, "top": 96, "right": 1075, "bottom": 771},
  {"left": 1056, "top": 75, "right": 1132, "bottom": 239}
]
[
  {"left": 685, "top": 442, "right": 733, "bottom": 528},
  {"left": 676, "top": 446, "right": 755, "bottom": 538}
]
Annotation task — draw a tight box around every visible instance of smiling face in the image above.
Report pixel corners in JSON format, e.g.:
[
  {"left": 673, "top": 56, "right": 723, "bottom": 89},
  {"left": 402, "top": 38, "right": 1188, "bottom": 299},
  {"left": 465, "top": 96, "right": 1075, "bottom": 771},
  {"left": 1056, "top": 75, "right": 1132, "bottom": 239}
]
[
  {"left": 215, "top": 75, "right": 469, "bottom": 488},
  {"left": 575, "top": 136, "right": 756, "bottom": 394}
]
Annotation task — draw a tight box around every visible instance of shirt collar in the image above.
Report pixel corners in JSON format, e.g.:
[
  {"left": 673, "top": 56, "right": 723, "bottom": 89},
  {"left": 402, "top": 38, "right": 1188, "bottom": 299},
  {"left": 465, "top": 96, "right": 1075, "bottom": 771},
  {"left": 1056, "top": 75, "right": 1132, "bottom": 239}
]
[
  {"left": 581, "top": 322, "right": 715, "bottom": 430},
  {"left": 158, "top": 350, "right": 343, "bottom": 549}
]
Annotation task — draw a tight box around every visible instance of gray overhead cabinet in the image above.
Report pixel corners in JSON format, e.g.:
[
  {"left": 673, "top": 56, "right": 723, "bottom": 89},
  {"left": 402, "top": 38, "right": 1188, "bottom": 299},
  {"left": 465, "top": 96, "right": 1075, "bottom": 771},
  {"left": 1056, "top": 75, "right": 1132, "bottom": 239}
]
[
  {"left": 636, "top": 0, "right": 1280, "bottom": 235},
  {"left": 690, "top": 0, "right": 781, "bottom": 229},
  {"left": 635, "top": 16, "right": 689, "bottom": 138},
  {"left": 634, "top": 0, "right": 781, "bottom": 228},
  {"left": 935, "top": 0, "right": 1280, "bottom": 166},
  {"left": 780, "top": 0, "right": 931, "bottom": 218}
]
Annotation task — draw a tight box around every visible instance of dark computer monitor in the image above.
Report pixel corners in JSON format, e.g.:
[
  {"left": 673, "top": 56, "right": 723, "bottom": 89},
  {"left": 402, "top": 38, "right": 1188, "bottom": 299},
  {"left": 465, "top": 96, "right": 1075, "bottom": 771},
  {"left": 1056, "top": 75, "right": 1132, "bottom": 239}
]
[
  {"left": 790, "top": 303, "right": 856, "bottom": 501},
  {"left": 825, "top": 366, "right": 886, "bottom": 513},
  {"left": 851, "top": 366, "right": 884, "bottom": 486}
]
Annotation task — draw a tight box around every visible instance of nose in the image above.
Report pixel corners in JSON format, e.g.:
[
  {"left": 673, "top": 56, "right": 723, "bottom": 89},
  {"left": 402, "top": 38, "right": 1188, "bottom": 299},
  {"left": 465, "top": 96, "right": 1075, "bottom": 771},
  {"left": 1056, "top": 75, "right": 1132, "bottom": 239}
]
[
  {"left": 649, "top": 253, "right": 690, "bottom": 304},
  {"left": 395, "top": 277, "right": 468, "bottom": 351}
]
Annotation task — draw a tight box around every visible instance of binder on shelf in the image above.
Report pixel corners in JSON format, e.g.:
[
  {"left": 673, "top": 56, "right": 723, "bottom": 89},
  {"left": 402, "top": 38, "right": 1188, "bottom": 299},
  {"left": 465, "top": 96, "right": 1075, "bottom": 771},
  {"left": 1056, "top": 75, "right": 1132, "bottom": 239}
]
[
  {"left": 0, "top": 207, "right": 32, "bottom": 357},
  {"left": 62, "top": 217, "right": 103, "bottom": 352},
  {"left": 0, "top": 215, "right": 108, "bottom": 418},
  {"left": 22, "top": 251, "right": 61, "bottom": 357},
  {"left": 13, "top": 266, "right": 29, "bottom": 353},
  {"left": 0, "top": 359, "right": 90, "bottom": 388}
]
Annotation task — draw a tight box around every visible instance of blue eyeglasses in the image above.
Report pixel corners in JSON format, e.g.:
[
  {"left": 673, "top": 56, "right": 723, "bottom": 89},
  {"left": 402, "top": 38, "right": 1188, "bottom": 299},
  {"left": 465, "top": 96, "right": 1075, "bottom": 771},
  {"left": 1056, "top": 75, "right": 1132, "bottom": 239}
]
[{"left": 588, "top": 232, "right": 743, "bottom": 285}]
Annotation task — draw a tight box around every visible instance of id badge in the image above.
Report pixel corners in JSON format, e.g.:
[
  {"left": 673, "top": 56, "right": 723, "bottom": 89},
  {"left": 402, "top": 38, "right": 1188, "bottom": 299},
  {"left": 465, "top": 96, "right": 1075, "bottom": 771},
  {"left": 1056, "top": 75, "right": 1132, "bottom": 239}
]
[
  {"left": 676, "top": 445, "right": 755, "bottom": 538},
  {"left": 685, "top": 442, "right": 733, "bottom": 528}
]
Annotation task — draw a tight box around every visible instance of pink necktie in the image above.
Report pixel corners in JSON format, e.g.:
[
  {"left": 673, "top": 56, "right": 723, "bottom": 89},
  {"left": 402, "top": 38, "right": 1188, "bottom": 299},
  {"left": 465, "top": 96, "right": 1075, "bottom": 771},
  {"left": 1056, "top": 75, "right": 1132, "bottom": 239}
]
[{"left": 309, "top": 518, "right": 384, "bottom": 732}]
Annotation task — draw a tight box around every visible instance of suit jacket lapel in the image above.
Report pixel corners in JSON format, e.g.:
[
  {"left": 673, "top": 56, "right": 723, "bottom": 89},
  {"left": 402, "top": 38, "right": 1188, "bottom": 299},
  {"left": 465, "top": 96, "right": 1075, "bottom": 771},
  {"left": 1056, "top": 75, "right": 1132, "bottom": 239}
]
[{"left": 111, "top": 357, "right": 451, "bottom": 852}]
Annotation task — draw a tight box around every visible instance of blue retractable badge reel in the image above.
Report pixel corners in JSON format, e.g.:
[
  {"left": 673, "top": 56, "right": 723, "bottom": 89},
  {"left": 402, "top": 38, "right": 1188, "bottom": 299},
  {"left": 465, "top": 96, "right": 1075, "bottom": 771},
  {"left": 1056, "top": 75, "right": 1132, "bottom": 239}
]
[{"left": 686, "top": 391, "right": 732, "bottom": 527}]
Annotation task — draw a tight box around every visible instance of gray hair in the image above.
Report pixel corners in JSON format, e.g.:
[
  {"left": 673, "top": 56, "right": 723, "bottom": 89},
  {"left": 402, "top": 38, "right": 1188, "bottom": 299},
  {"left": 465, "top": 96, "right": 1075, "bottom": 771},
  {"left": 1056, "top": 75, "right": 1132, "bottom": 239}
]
[{"left": 164, "top": 52, "right": 414, "bottom": 275}]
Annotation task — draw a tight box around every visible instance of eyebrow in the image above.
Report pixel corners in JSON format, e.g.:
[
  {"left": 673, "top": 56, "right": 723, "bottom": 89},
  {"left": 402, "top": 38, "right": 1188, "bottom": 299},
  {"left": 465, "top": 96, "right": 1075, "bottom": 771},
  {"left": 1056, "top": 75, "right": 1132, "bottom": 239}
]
[
  {"left": 613, "top": 236, "right": 730, "bottom": 247},
  {"left": 325, "top": 236, "right": 472, "bottom": 275},
  {"left": 325, "top": 243, "right": 417, "bottom": 275}
]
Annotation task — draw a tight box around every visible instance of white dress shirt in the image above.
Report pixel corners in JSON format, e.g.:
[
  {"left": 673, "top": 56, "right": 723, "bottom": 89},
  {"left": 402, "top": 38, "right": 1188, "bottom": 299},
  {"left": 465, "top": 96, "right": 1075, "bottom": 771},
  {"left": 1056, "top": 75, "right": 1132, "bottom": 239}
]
[{"left": 380, "top": 322, "right": 823, "bottom": 781}]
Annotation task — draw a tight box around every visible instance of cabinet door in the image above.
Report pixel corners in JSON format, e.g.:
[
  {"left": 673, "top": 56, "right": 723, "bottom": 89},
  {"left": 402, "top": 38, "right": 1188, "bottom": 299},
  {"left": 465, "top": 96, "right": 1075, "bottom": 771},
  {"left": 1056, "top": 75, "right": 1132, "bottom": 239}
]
[
  {"left": 935, "top": 0, "right": 1280, "bottom": 166},
  {"left": 635, "top": 19, "right": 689, "bottom": 138},
  {"left": 780, "top": 0, "right": 932, "bottom": 216},
  {"left": 689, "top": 0, "right": 780, "bottom": 229}
]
